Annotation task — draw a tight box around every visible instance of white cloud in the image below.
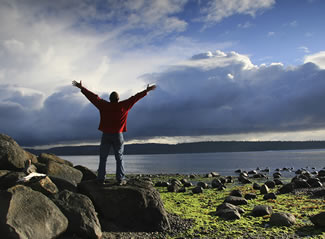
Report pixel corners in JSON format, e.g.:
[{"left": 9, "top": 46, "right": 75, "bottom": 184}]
[
  {"left": 267, "top": 31, "right": 275, "bottom": 37},
  {"left": 237, "top": 21, "right": 253, "bottom": 29},
  {"left": 304, "top": 51, "right": 325, "bottom": 69},
  {"left": 200, "top": 0, "right": 275, "bottom": 25},
  {"left": 298, "top": 46, "right": 310, "bottom": 53}
]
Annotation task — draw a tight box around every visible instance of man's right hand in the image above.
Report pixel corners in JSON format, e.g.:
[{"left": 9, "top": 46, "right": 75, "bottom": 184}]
[{"left": 72, "top": 80, "right": 82, "bottom": 89}]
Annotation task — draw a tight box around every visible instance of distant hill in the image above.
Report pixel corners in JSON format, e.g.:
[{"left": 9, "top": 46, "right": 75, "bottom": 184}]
[{"left": 25, "top": 141, "right": 325, "bottom": 156}]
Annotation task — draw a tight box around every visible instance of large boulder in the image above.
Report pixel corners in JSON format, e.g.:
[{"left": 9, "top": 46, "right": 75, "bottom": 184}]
[
  {"left": 0, "top": 171, "right": 26, "bottom": 190},
  {"left": 0, "top": 134, "right": 29, "bottom": 170},
  {"left": 252, "top": 205, "right": 273, "bottom": 217},
  {"left": 49, "top": 176, "right": 78, "bottom": 192},
  {"left": 74, "top": 165, "right": 97, "bottom": 181},
  {"left": 46, "top": 160, "right": 83, "bottom": 185},
  {"left": 310, "top": 212, "right": 325, "bottom": 227},
  {"left": 23, "top": 176, "right": 59, "bottom": 196},
  {"left": 270, "top": 212, "right": 296, "bottom": 227},
  {"left": 51, "top": 190, "right": 102, "bottom": 239},
  {"left": 78, "top": 179, "right": 170, "bottom": 232},
  {"left": 224, "top": 196, "right": 248, "bottom": 205},
  {"left": 0, "top": 185, "right": 68, "bottom": 239}
]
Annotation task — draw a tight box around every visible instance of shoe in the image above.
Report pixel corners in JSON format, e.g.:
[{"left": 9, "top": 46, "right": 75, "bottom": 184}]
[{"left": 116, "top": 180, "right": 127, "bottom": 186}]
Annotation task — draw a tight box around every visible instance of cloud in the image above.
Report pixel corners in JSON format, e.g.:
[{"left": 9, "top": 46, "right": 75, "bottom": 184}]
[
  {"left": 298, "top": 46, "right": 310, "bottom": 54},
  {"left": 2, "top": 50, "right": 325, "bottom": 146},
  {"left": 199, "top": 0, "right": 275, "bottom": 26},
  {"left": 304, "top": 51, "right": 325, "bottom": 69}
]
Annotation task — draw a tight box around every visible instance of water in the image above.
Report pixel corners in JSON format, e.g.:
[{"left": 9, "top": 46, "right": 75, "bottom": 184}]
[{"left": 61, "top": 149, "right": 325, "bottom": 176}]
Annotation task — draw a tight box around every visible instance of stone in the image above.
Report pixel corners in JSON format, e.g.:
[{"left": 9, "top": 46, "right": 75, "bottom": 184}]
[
  {"left": 263, "top": 192, "right": 277, "bottom": 200},
  {"left": 155, "top": 181, "right": 169, "bottom": 187},
  {"left": 38, "top": 153, "right": 73, "bottom": 167},
  {"left": 274, "top": 179, "right": 283, "bottom": 185},
  {"left": 252, "top": 205, "right": 273, "bottom": 217},
  {"left": 170, "top": 179, "right": 182, "bottom": 187},
  {"left": 270, "top": 212, "right": 296, "bottom": 227},
  {"left": 238, "top": 175, "right": 251, "bottom": 184},
  {"left": 211, "top": 179, "right": 223, "bottom": 188},
  {"left": 265, "top": 181, "right": 276, "bottom": 189},
  {"left": 24, "top": 176, "right": 59, "bottom": 196},
  {"left": 310, "top": 212, "right": 325, "bottom": 227},
  {"left": 0, "top": 169, "right": 10, "bottom": 178},
  {"left": 0, "top": 171, "right": 26, "bottom": 190},
  {"left": 0, "top": 134, "right": 29, "bottom": 170},
  {"left": 216, "top": 209, "right": 241, "bottom": 220},
  {"left": 74, "top": 165, "right": 97, "bottom": 181},
  {"left": 46, "top": 160, "right": 83, "bottom": 185},
  {"left": 51, "top": 190, "right": 102, "bottom": 239},
  {"left": 197, "top": 181, "right": 208, "bottom": 189},
  {"left": 293, "top": 179, "right": 311, "bottom": 188},
  {"left": 248, "top": 170, "right": 257, "bottom": 175},
  {"left": 50, "top": 176, "right": 78, "bottom": 192},
  {"left": 183, "top": 182, "right": 193, "bottom": 187},
  {"left": 318, "top": 170, "right": 325, "bottom": 177},
  {"left": 224, "top": 196, "right": 248, "bottom": 205},
  {"left": 230, "top": 189, "right": 242, "bottom": 197},
  {"left": 178, "top": 187, "right": 186, "bottom": 193},
  {"left": 192, "top": 186, "right": 204, "bottom": 194},
  {"left": 244, "top": 193, "right": 257, "bottom": 200},
  {"left": 210, "top": 172, "right": 220, "bottom": 177},
  {"left": 253, "top": 182, "right": 261, "bottom": 190},
  {"left": 278, "top": 183, "right": 295, "bottom": 194},
  {"left": 260, "top": 184, "right": 269, "bottom": 194},
  {"left": 78, "top": 179, "right": 170, "bottom": 232},
  {"left": 0, "top": 185, "right": 68, "bottom": 239},
  {"left": 216, "top": 203, "right": 245, "bottom": 214},
  {"left": 167, "top": 183, "right": 179, "bottom": 192}
]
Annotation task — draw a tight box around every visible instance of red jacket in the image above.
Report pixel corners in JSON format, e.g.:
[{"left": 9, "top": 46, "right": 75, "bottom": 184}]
[{"left": 81, "top": 87, "right": 147, "bottom": 133}]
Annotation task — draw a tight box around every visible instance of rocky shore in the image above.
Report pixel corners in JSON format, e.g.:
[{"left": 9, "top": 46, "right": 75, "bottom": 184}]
[{"left": 1, "top": 133, "right": 325, "bottom": 238}]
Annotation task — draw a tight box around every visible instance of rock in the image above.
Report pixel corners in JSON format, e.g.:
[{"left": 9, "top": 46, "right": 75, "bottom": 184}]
[
  {"left": 178, "top": 187, "right": 186, "bottom": 193},
  {"left": 51, "top": 190, "right": 102, "bottom": 239},
  {"left": 46, "top": 160, "right": 83, "bottom": 185},
  {"left": 313, "top": 189, "right": 325, "bottom": 197},
  {"left": 192, "top": 186, "right": 204, "bottom": 194},
  {"left": 34, "top": 162, "right": 47, "bottom": 173},
  {"left": 216, "top": 209, "right": 241, "bottom": 220},
  {"left": 211, "top": 179, "right": 223, "bottom": 188},
  {"left": 74, "top": 165, "right": 97, "bottom": 181},
  {"left": 180, "top": 178, "right": 188, "bottom": 184},
  {"left": 0, "top": 171, "right": 26, "bottom": 190},
  {"left": 293, "top": 179, "right": 311, "bottom": 188},
  {"left": 155, "top": 181, "right": 169, "bottom": 187},
  {"left": 24, "top": 176, "right": 59, "bottom": 196},
  {"left": 263, "top": 192, "right": 277, "bottom": 200},
  {"left": 170, "top": 179, "right": 182, "bottom": 187},
  {"left": 183, "top": 181, "right": 193, "bottom": 187},
  {"left": 278, "top": 183, "right": 295, "bottom": 194},
  {"left": 0, "top": 134, "right": 29, "bottom": 170},
  {"left": 235, "top": 169, "right": 242, "bottom": 173},
  {"left": 224, "top": 196, "right": 248, "bottom": 205},
  {"left": 226, "top": 176, "right": 233, "bottom": 183},
  {"left": 244, "top": 193, "right": 257, "bottom": 200},
  {"left": 216, "top": 203, "right": 245, "bottom": 214},
  {"left": 260, "top": 184, "right": 269, "bottom": 194},
  {"left": 167, "top": 183, "right": 179, "bottom": 192},
  {"left": 318, "top": 170, "right": 325, "bottom": 177},
  {"left": 261, "top": 168, "right": 270, "bottom": 173},
  {"left": 252, "top": 173, "right": 267, "bottom": 179},
  {"left": 38, "top": 153, "right": 73, "bottom": 167},
  {"left": 248, "top": 170, "right": 257, "bottom": 175},
  {"left": 273, "top": 172, "right": 281, "bottom": 178},
  {"left": 230, "top": 189, "right": 242, "bottom": 197},
  {"left": 50, "top": 176, "right": 78, "bottom": 192},
  {"left": 0, "top": 185, "right": 68, "bottom": 239},
  {"left": 0, "top": 169, "right": 10, "bottom": 178},
  {"left": 24, "top": 159, "right": 37, "bottom": 174},
  {"left": 210, "top": 172, "right": 220, "bottom": 177},
  {"left": 205, "top": 173, "right": 213, "bottom": 178},
  {"left": 270, "top": 212, "right": 296, "bottom": 227},
  {"left": 24, "top": 150, "right": 38, "bottom": 164},
  {"left": 310, "top": 212, "right": 325, "bottom": 227},
  {"left": 274, "top": 179, "right": 283, "bottom": 185},
  {"left": 238, "top": 175, "right": 251, "bottom": 184},
  {"left": 253, "top": 182, "right": 261, "bottom": 190},
  {"left": 265, "top": 181, "right": 276, "bottom": 189},
  {"left": 252, "top": 205, "right": 273, "bottom": 217},
  {"left": 197, "top": 181, "right": 208, "bottom": 189},
  {"left": 78, "top": 179, "right": 170, "bottom": 232}
]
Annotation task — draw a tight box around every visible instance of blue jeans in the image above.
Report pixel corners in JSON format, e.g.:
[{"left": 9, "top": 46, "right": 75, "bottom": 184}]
[{"left": 98, "top": 132, "right": 125, "bottom": 182}]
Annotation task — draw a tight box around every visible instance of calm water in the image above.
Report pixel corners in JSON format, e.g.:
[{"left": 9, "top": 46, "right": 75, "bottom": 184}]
[{"left": 61, "top": 149, "right": 325, "bottom": 176}]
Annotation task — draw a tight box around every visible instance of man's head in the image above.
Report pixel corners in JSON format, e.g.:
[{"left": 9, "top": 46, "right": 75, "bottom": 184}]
[{"left": 109, "top": 91, "right": 119, "bottom": 102}]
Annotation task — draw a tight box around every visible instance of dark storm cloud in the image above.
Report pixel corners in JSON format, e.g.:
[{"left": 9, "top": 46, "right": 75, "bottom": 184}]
[{"left": 1, "top": 51, "right": 325, "bottom": 146}]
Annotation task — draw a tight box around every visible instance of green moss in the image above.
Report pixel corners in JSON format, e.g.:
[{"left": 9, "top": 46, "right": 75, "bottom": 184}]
[{"left": 152, "top": 175, "right": 325, "bottom": 238}]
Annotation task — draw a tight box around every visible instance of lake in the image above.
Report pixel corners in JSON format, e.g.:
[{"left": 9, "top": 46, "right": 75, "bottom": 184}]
[{"left": 61, "top": 149, "right": 325, "bottom": 176}]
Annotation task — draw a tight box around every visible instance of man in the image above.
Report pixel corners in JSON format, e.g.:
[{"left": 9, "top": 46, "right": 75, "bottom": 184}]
[{"left": 72, "top": 80, "right": 156, "bottom": 185}]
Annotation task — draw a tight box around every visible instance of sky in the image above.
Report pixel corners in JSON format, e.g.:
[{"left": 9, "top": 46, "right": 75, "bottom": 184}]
[{"left": 1, "top": 0, "right": 325, "bottom": 147}]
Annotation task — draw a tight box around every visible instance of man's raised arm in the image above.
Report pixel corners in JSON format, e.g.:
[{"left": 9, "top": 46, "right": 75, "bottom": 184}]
[{"left": 72, "top": 80, "right": 102, "bottom": 109}]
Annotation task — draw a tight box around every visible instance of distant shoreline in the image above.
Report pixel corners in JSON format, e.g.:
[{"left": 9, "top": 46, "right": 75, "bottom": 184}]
[{"left": 25, "top": 140, "right": 325, "bottom": 156}]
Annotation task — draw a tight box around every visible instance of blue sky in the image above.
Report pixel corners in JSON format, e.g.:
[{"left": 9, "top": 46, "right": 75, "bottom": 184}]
[{"left": 1, "top": 0, "right": 325, "bottom": 147}]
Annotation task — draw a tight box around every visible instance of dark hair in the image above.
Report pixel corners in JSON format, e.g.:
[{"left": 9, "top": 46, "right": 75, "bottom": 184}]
[{"left": 109, "top": 91, "right": 119, "bottom": 102}]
